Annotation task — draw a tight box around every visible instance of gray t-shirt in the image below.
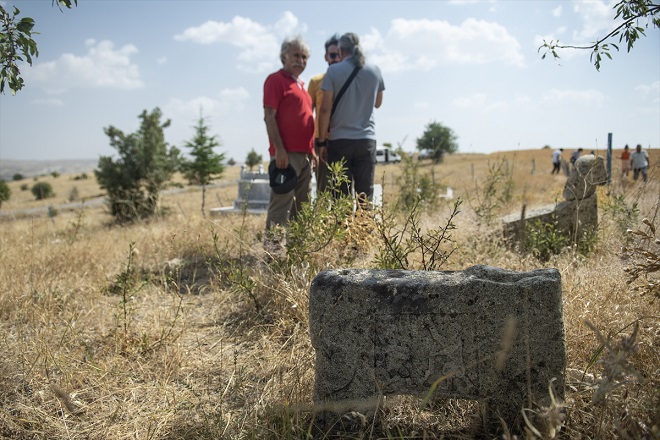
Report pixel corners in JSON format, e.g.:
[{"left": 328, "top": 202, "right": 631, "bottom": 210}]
[{"left": 321, "top": 56, "right": 385, "bottom": 140}]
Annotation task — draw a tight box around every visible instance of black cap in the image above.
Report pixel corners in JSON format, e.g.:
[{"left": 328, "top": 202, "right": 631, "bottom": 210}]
[{"left": 269, "top": 160, "right": 297, "bottom": 194}]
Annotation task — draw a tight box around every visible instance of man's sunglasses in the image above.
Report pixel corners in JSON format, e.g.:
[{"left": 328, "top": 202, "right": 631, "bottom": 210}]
[{"left": 328, "top": 53, "right": 339, "bottom": 59}]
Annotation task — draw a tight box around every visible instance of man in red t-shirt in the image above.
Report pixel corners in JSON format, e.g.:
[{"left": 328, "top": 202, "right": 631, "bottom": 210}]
[{"left": 263, "top": 36, "right": 316, "bottom": 235}]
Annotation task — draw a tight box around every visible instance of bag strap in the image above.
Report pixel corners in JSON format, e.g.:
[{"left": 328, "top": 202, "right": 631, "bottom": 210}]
[{"left": 331, "top": 66, "right": 360, "bottom": 118}]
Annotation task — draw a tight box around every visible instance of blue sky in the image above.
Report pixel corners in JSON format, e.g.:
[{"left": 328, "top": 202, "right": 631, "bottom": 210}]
[{"left": 0, "top": 0, "right": 658, "bottom": 162}]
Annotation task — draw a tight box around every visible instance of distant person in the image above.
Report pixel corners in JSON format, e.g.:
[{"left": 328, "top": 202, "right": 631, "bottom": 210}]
[
  {"left": 262, "top": 36, "right": 315, "bottom": 241},
  {"left": 307, "top": 34, "right": 340, "bottom": 193},
  {"left": 317, "top": 32, "right": 385, "bottom": 204},
  {"left": 630, "top": 144, "right": 649, "bottom": 183},
  {"left": 570, "top": 148, "right": 583, "bottom": 166},
  {"left": 551, "top": 148, "right": 563, "bottom": 174},
  {"left": 620, "top": 144, "right": 631, "bottom": 178}
]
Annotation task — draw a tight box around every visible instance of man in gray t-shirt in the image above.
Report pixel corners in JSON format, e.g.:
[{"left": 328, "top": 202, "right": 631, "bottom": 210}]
[
  {"left": 316, "top": 32, "right": 384, "bottom": 202},
  {"left": 630, "top": 144, "right": 649, "bottom": 182}
]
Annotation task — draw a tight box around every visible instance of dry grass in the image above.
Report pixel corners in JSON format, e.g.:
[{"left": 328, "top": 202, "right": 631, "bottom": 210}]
[{"left": 0, "top": 150, "right": 658, "bottom": 439}]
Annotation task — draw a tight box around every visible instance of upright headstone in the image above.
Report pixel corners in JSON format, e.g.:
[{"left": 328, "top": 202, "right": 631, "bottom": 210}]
[{"left": 310, "top": 265, "right": 565, "bottom": 434}]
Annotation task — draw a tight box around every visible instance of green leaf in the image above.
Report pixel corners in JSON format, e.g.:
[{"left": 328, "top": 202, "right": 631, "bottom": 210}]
[{"left": 16, "top": 17, "right": 35, "bottom": 34}]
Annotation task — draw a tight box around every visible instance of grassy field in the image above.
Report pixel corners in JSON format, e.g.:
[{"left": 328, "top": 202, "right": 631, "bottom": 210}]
[{"left": 0, "top": 148, "right": 658, "bottom": 439}]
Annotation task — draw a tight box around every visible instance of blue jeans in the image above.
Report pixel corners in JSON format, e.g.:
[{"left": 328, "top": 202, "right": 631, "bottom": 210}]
[{"left": 327, "top": 138, "right": 377, "bottom": 200}]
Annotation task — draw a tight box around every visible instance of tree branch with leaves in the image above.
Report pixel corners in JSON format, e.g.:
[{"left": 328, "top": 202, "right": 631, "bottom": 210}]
[
  {"left": 539, "top": 0, "right": 660, "bottom": 70},
  {"left": 0, "top": 1, "right": 76, "bottom": 94}
]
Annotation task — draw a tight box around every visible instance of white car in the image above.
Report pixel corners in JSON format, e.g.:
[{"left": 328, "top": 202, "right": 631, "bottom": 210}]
[
  {"left": 417, "top": 149, "right": 429, "bottom": 160},
  {"left": 375, "top": 147, "right": 401, "bottom": 164}
]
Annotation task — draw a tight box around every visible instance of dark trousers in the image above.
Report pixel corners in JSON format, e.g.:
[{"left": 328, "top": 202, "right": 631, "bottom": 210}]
[
  {"left": 551, "top": 161, "right": 561, "bottom": 174},
  {"left": 327, "top": 138, "right": 376, "bottom": 200}
]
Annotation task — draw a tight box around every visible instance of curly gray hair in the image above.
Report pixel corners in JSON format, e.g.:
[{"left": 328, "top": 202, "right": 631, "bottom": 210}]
[{"left": 280, "top": 35, "right": 310, "bottom": 65}]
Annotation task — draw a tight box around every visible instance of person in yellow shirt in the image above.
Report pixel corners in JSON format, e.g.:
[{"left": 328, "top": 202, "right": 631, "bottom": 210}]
[{"left": 308, "top": 34, "right": 340, "bottom": 193}]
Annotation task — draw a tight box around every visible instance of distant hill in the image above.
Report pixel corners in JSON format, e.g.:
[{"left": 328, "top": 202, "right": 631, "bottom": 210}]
[{"left": 0, "top": 159, "right": 99, "bottom": 180}]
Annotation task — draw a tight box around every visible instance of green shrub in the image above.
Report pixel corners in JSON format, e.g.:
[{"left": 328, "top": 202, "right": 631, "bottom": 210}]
[
  {"left": 12, "top": 173, "right": 23, "bottom": 181},
  {"left": 69, "top": 186, "right": 79, "bottom": 201},
  {"left": 31, "top": 181, "right": 54, "bottom": 200},
  {"left": 524, "top": 217, "right": 570, "bottom": 262},
  {"left": 19, "top": 183, "right": 28, "bottom": 191},
  {"left": 375, "top": 197, "right": 462, "bottom": 270},
  {"left": 0, "top": 179, "right": 10, "bottom": 208},
  {"left": 394, "top": 153, "right": 444, "bottom": 212},
  {"left": 95, "top": 108, "right": 179, "bottom": 223},
  {"left": 602, "top": 193, "right": 639, "bottom": 237},
  {"left": 467, "top": 158, "right": 514, "bottom": 225}
]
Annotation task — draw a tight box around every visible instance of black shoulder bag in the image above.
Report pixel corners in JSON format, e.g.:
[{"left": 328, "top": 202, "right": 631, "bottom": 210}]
[{"left": 330, "top": 66, "right": 360, "bottom": 118}]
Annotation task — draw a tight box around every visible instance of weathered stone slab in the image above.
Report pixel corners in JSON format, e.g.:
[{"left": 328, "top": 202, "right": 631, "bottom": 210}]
[
  {"left": 309, "top": 265, "right": 565, "bottom": 433},
  {"left": 503, "top": 192, "right": 599, "bottom": 245},
  {"left": 503, "top": 154, "right": 607, "bottom": 249},
  {"left": 563, "top": 155, "right": 608, "bottom": 201}
]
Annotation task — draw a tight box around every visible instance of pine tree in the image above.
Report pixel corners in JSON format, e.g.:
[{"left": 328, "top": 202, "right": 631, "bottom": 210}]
[
  {"left": 181, "top": 111, "right": 225, "bottom": 217},
  {"left": 95, "top": 108, "right": 180, "bottom": 223}
]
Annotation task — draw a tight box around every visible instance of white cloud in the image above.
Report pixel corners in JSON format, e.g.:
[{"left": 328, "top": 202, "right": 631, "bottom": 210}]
[
  {"left": 572, "top": 0, "right": 616, "bottom": 43},
  {"left": 166, "top": 96, "right": 220, "bottom": 116},
  {"left": 220, "top": 87, "right": 250, "bottom": 101},
  {"left": 174, "top": 11, "right": 306, "bottom": 73},
  {"left": 157, "top": 57, "right": 168, "bottom": 65},
  {"left": 541, "top": 88, "right": 606, "bottom": 106},
  {"left": 552, "top": 5, "right": 563, "bottom": 18},
  {"left": 451, "top": 93, "right": 509, "bottom": 112},
  {"left": 635, "top": 80, "right": 660, "bottom": 102},
  {"left": 164, "top": 87, "right": 251, "bottom": 119},
  {"left": 31, "top": 98, "right": 64, "bottom": 107},
  {"left": 25, "top": 39, "right": 142, "bottom": 94},
  {"left": 367, "top": 17, "right": 525, "bottom": 73}
]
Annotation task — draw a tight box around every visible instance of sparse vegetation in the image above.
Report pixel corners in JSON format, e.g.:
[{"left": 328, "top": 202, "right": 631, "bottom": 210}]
[
  {"left": 0, "top": 179, "right": 10, "bottom": 208},
  {"left": 394, "top": 152, "right": 444, "bottom": 212},
  {"left": 30, "top": 181, "right": 53, "bottom": 200},
  {"left": 0, "top": 149, "right": 657, "bottom": 439},
  {"left": 466, "top": 157, "right": 515, "bottom": 224},
  {"left": 68, "top": 186, "right": 79, "bottom": 202}
]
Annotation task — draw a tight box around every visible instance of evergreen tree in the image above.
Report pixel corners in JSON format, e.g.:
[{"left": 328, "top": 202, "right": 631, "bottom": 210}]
[
  {"left": 181, "top": 112, "right": 225, "bottom": 217},
  {"left": 245, "top": 149, "right": 263, "bottom": 171},
  {"left": 95, "top": 108, "right": 180, "bottom": 223}
]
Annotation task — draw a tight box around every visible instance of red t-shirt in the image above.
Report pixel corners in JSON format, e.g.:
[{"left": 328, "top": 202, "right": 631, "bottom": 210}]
[{"left": 263, "top": 69, "right": 314, "bottom": 156}]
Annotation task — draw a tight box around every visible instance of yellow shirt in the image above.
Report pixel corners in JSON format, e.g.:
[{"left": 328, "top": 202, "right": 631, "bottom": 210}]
[{"left": 307, "top": 72, "right": 325, "bottom": 138}]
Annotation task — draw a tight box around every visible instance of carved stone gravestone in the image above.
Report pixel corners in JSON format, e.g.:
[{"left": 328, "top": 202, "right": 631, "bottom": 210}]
[
  {"left": 503, "top": 154, "right": 608, "bottom": 247},
  {"left": 309, "top": 265, "right": 565, "bottom": 434}
]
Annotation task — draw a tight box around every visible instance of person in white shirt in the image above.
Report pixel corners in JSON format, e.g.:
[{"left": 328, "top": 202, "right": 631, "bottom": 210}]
[
  {"left": 551, "top": 148, "right": 563, "bottom": 174},
  {"left": 630, "top": 144, "right": 649, "bottom": 182}
]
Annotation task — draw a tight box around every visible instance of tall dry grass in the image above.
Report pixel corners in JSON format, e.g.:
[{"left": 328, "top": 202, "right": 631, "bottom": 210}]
[{"left": 0, "top": 150, "right": 658, "bottom": 439}]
